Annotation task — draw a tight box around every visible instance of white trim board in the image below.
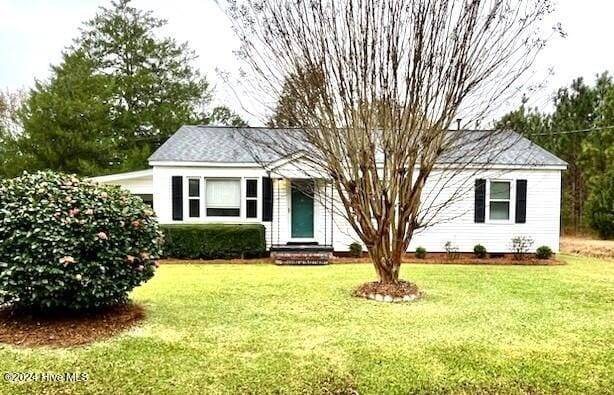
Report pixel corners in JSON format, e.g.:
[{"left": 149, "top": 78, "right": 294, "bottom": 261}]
[{"left": 88, "top": 169, "right": 153, "bottom": 183}]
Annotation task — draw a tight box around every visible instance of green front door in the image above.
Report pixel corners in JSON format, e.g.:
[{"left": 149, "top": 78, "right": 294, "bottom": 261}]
[{"left": 291, "top": 182, "right": 314, "bottom": 238}]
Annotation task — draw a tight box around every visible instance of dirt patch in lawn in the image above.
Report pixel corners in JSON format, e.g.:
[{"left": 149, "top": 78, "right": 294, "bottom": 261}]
[
  {"left": 560, "top": 237, "right": 614, "bottom": 259},
  {"left": 354, "top": 280, "right": 422, "bottom": 302},
  {"left": 0, "top": 303, "right": 145, "bottom": 348}
]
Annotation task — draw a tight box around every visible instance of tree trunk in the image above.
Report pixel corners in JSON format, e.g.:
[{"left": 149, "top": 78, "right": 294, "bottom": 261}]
[{"left": 368, "top": 242, "right": 402, "bottom": 285}]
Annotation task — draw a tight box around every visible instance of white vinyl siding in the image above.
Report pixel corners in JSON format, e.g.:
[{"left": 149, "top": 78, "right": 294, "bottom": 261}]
[
  {"left": 407, "top": 169, "right": 561, "bottom": 253},
  {"left": 152, "top": 165, "right": 563, "bottom": 253},
  {"left": 152, "top": 166, "right": 273, "bottom": 246},
  {"left": 330, "top": 169, "right": 562, "bottom": 253}
]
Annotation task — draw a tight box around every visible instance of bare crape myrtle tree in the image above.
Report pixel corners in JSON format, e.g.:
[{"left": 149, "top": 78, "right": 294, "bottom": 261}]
[{"left": 220, "top": 0, "right": 556, "bottom": 287}]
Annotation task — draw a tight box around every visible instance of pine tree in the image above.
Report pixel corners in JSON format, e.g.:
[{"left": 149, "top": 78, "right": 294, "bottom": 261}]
[
  {"left": 18, "top": 51, "right": 116, "bottom": 175},
  {"left": 75, "top": 0, "right": 211, "bottom": 169},
  {"left": 497, "top": 74, "right": 614, "bottom": 235},
  {"left": 16, "top": 0, "right": 245, "bottom": 176}
]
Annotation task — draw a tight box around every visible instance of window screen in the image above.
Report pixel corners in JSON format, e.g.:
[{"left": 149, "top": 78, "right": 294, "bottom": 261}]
[
  {"left": 188, "top": 178, "right": 200, "bottom": 197},
  {"left": 246, "top": 179, "right": 257, "bottom": 198},
  {"left": 246, "top": 179, "right": 258, "bottom": 218},
  {"left": 489, "top": 181, "right": 511, "bottom": 220},
  {"left": 188, "top": 178, "right": 201, "bottom": 218},
  {"left": 246, "top": 199, "right": 257, "bottom": 218},
  {"left": 189, "top": 199, "right": 200, "bottom": 217}
]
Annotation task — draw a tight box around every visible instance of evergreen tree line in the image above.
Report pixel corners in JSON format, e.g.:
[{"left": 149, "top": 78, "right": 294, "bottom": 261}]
[
  {"left": 497, "top": 74, "right": 613, "bottom": 238},
  {"left": 1, "top": 1, "right": 611, "bottom": 238},
  {"left": 0, "top": 0, "right": 245, "bottom": 178}
]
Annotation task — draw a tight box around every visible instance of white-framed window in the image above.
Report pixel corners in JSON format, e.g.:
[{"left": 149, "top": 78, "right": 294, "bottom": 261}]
[
  {"left": 187, "top": 177, "right": 201, "bottom": 218},
  {"left": 245, "top": 179, "right": 258, "bottom": 219},
  {"left": 488, "top": 180, "right": 511, "bottom": 221},
  {"left": 205, "top": 178, "right": 241, "bottom": 217}
]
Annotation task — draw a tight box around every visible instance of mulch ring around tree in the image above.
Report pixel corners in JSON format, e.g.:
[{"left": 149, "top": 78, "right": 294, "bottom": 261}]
[
  {"left": 0, "top": 303, "right": 145, "bottom": 348},
  {"left": 353, "top": 280, "right": 423, "bottom": 303}
]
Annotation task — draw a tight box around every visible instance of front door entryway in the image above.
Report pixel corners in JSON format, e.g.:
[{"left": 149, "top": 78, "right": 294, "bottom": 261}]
[{"left": 291, "top": 181, "right": 314, "bottom": 239}]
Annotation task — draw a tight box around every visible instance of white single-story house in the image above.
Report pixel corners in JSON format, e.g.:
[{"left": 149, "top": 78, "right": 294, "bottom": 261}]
[{"left": 92, "top": 125, "right": 567, "bottom": 255}]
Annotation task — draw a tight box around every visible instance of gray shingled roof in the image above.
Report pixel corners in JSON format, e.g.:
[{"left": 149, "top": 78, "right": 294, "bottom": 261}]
[
  {"left": 148, "top": 126, "right": 283, "bottom": 163},
  {"left": 439, "top": 130, "right": 568, "bottom": 166},
  {"left": 148, "top": 125, "right": 567, "bottom": 167}
]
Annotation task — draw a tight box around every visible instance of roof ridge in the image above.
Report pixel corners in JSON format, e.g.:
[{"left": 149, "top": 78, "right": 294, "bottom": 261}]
[
  {"left": 148, "top": 125, "right": 566, "bottom": 166},
  {"left": 184, "top": 124, "right": 503, "bottom": 133}
]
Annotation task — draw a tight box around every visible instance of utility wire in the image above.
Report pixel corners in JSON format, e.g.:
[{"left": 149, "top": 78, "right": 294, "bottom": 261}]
[{"left": 529, "top": 125, "right": 614, "bottom": 136}]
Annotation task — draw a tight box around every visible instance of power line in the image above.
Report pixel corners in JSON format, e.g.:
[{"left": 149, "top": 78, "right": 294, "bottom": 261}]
[{"left": 530, "top": 125, "right": 614, "bottom": 136}]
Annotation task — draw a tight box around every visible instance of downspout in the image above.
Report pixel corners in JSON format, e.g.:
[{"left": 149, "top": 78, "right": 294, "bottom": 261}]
[{"left": 330, "top": 182, "right": 334, "bottom": 250}]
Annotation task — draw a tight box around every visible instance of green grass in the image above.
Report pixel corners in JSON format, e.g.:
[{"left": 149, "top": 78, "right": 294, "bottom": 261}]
[{"left": 1, "top": 254, "right": 613, "bottom": 394}]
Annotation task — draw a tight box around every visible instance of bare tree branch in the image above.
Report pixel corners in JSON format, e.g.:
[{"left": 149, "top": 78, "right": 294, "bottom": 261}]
[{"left": 218, "top": 0, "right": 555, "bottom": 284}]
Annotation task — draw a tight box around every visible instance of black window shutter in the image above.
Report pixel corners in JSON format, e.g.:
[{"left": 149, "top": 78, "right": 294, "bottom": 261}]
[
  {"left": 262, "top": 177, "right": 273, "bottom": 221},
  {"left": 171, "top": 176, "right": 183, "bottom": 220},
  {"left": 515, "top": 179, "right": 527, "bottom": 223},
  {"left": 474, "top": 179, "right": 486, "bottom": 223}
]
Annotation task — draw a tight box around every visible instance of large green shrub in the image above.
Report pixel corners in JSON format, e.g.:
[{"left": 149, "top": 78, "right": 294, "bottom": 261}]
[
  {"left": 0, "top": 171, "right": 163, "bottom": 311},
  {"left": 415, "top": 247, "right": 427, "bottom": 259},
  {"left": 161, "top": 224, "right": 266, "bottom": 259},
  {"left": 586, "top": 171, "right": 614, "bottom": 239}
]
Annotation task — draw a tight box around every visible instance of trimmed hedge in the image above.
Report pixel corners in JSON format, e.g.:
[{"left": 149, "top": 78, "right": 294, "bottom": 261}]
[{"left": 161, "top": 224, "right": 266, "bottom": 259}]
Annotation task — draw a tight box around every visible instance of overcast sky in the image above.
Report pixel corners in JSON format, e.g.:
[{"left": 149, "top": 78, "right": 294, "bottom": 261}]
[{"left": 1, "top": 0, "right": 613, "bottom": 125}]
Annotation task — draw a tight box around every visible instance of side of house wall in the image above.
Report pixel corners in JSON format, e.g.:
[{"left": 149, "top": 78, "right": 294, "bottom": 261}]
[
  {"left": 152, "top": 165, "right": 274, "bottom": 246},
  {"left": 151, "top": 164, "right": 562, "bottom": 253},
  {"left": 328, "top": 167, "right": 563, "bottom": 253},
  {"left": 110, "top": 177, "right": 152, "bottom": 195},
  {"left": 90, "top": 174, "right": 153, "bottom": 195}
]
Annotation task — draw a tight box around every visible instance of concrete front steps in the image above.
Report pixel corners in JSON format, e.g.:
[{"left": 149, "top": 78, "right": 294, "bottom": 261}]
[{"left": 271, "top": 243, "right": 333, "bottom": 265}]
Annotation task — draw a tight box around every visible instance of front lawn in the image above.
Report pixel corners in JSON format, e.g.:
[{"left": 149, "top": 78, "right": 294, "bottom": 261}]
[{"left": 1, "top": 254, "right": 612, "bottom": 394}]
